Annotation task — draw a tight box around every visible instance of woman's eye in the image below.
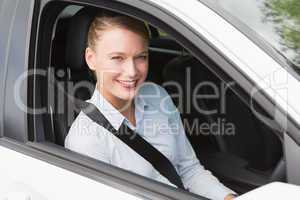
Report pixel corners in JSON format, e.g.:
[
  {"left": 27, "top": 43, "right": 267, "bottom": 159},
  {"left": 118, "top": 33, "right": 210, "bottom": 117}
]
[
  {"left": 137, "top": 55, "right": 147, "bottom": 60},
  {"left": 111, "top": 56, "right": 123, "bottom": 61}
]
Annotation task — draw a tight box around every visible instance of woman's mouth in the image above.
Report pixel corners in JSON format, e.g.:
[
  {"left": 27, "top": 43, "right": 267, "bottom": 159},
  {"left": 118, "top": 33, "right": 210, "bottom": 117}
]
[{"left": 116, "top": 79, "right": 137, "bottom": 89}]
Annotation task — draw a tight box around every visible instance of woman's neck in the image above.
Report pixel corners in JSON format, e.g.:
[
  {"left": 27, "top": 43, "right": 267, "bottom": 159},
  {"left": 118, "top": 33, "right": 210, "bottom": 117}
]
[{"left": 97, "top": 86, "right": 136, "bottom": 126}]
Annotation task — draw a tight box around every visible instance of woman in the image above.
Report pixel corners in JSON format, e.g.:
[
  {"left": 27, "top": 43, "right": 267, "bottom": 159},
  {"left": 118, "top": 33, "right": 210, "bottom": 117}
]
[{"left": 65, "top": 10, "right": 236, "bottom": 200}]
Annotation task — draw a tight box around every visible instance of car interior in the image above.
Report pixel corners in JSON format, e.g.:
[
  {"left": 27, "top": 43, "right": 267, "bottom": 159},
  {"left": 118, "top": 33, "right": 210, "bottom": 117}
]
[{"left": 45, "top": 5, "right": 285, "bottom": 195}]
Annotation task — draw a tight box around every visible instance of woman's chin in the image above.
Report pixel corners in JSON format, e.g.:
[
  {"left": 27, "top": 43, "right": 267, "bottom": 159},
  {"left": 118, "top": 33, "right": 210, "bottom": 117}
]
[
  {"left": 113, "top": 82, "right": 139, "bottom": 100},
  {"left": 118, "top": 91, "right": 137, "bottom": 101},
  {"left": 112, "top": 88, "right": 137, "bottom": 101}
]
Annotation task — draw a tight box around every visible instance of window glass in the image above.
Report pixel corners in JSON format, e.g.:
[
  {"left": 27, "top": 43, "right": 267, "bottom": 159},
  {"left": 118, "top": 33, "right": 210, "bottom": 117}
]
[{"left": 214, "top": 0, "right": 300, "bottom": 73}]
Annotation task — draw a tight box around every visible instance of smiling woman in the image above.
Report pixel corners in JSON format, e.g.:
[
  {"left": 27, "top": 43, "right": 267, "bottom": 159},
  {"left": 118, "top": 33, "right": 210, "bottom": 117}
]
[{"left": 64, "top": 7, "right": 236, "bottom": 200}]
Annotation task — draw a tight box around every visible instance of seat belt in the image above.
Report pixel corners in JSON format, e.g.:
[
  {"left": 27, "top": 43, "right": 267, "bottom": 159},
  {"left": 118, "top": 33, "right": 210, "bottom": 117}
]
[{"left": 76, "top": 101, "right": 186, "bottom": 190}]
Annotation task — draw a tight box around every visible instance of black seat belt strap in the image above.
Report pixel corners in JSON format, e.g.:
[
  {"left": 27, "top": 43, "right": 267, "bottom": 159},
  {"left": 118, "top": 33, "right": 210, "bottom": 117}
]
[{"left": 77, "top": 101, "right": 185, "bottom": 190}]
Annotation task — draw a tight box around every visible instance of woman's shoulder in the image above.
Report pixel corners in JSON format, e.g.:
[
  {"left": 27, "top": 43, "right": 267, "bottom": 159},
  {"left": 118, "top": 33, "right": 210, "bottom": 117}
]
[
  {"left": 65, "top": 111, "right": 110, "bottom": 146},
  {"left": 65, "top": 112, "right": 112, "bottom": 162},
  {"left": 67, "top": 111, "right": 96, "bottom": 133}
]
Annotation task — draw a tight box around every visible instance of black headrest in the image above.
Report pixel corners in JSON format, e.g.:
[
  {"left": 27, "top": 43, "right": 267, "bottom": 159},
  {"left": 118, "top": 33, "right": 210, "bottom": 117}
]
[{"left": 65, "top": 7, "right": 98, "bottom": 71}]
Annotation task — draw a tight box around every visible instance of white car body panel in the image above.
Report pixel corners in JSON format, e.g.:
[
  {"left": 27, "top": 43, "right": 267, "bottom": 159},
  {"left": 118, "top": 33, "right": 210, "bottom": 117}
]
[
  {"left": 236, "top": 182, "right": 300, "bottom": 200},
  {"left": 0, "top": 146, "right": 140, "bottom": 200}
]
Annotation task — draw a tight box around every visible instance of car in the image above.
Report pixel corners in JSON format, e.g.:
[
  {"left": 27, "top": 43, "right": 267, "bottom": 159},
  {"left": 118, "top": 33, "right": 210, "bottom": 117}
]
[{"left": 1, "top": 0, "right": 300, "bottom": 199}]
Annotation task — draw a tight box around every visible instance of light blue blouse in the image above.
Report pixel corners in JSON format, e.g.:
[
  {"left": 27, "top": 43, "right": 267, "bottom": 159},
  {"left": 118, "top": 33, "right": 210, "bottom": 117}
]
[{"left": 65, "top": 82, "right": 234, "bottom": 200}]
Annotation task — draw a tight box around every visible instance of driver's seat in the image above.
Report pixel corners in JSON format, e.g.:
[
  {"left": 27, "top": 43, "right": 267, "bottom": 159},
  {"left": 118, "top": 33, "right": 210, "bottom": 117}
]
[{"left": 50, "top": 7, "right": 97, "bottom": 146}]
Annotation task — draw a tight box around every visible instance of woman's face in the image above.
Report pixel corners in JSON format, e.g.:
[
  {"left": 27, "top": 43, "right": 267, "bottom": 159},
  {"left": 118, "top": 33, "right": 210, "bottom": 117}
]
[{"left": 85, "top": 27, "right": 148, "bottom": 103}]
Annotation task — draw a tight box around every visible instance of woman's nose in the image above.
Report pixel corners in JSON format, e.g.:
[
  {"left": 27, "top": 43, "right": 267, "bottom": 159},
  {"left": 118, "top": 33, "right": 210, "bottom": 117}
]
[{"left": 124, "top": 59, "right": 138, "bottom": 77}]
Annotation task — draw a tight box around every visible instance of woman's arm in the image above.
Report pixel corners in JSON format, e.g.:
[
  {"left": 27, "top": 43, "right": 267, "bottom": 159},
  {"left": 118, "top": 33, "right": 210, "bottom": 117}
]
[
  {"left": 174, "top": 116, "right": 235, "bottom": 200},
  {"left": 65, "top": 113, "right": 110, "bottom": 163},
  {"left": 158, "top": 86, "right": 235, "bottom": 200}
]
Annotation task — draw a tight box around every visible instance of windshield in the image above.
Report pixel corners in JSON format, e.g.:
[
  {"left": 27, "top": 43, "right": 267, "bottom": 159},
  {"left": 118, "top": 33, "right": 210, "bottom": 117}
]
[{"left": 213, "top": 0, "right": 300, "bottom": 73}]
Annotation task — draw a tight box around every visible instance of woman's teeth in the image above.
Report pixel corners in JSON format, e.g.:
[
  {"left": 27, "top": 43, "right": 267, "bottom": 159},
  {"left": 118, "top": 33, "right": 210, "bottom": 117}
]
[{"left": 117, "top": 80, "right": 137, "bottom": 88}]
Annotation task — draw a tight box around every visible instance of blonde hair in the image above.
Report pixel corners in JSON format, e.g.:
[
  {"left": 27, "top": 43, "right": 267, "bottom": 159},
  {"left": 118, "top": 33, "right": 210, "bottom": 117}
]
[{"left": 87, "top": 10, "right": 150, "bottom": 50}]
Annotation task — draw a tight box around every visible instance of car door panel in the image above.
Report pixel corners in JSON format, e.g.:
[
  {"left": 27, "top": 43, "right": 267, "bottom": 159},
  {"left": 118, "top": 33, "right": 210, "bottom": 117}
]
[{"left": 0, "top": 144, "right": 142, "bottom": 200}]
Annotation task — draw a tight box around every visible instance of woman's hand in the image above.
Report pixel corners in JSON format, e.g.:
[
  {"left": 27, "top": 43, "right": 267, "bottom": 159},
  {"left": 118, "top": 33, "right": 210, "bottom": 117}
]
[{"left": 224, "top": 194, "right": 237, "bottom": 200}]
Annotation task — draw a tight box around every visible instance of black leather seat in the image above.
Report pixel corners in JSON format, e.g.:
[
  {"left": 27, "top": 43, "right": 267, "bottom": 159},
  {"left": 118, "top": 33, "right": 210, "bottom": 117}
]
[{"left": 50, "top": 7, "right": 97, "bottom": 145}]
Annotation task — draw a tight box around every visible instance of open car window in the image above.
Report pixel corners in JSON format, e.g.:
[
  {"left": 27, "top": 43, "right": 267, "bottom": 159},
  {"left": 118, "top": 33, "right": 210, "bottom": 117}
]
[{"left": 28, "top": 1, "right": 287, "bottom": 199}]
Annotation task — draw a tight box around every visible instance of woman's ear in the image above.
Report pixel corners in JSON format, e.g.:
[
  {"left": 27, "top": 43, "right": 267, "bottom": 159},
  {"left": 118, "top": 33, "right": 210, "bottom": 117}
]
[{"left": 85, "top": 47, "right": 96, "bottom": 71}]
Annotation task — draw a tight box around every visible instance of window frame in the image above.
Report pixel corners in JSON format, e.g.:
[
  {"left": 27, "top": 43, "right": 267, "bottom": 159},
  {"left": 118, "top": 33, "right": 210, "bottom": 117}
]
[{"left": 0, "top": 0, "right": 36, "bottom": 141}]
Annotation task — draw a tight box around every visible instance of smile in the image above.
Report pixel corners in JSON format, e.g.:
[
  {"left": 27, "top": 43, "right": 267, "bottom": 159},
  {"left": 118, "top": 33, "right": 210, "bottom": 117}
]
[{"left": 116, "top": 80, "right": 137, "bottom": 88}]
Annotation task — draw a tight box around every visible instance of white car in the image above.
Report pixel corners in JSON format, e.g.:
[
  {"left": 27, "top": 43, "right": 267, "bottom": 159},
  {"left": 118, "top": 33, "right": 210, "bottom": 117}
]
[{"left": 1, "top": 0, "right": 300, "bottom": 199}]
